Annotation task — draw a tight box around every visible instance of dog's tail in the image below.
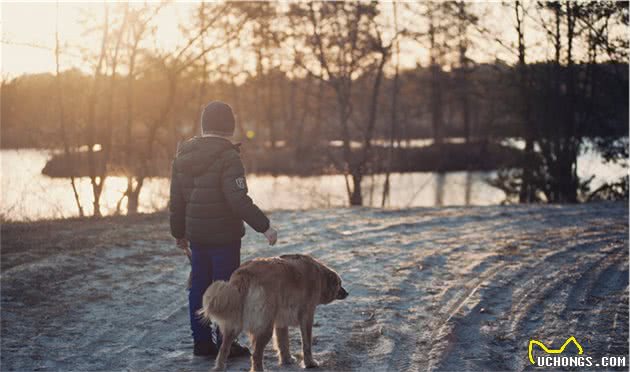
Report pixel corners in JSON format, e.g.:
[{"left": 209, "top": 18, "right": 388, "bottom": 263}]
[{"left": 196, "top": 280, "right": 242, "bottom": 322}]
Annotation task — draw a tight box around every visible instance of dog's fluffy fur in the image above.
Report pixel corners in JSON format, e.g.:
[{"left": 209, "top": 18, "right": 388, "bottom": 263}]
[{"left": 197, "top": 254, "right": 348, "bottom": 371}]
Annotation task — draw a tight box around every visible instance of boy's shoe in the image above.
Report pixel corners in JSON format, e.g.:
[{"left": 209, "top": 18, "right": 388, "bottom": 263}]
[
  {"left": 228, "top": 341, "right": 250, "bottom": 358},
  {"left": 193, "top": 341, "right": 219, "bottom": 357}
]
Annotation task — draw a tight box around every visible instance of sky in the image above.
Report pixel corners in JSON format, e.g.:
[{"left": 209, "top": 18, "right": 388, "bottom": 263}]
[
  {"left": 1, "top": 2, "right": 89, "bottom": 77},
  {"left": 0, "top": 1, "right": 596, "bottom": 79},
  {"left": 1, "top": 2, "right": 190, "bottom": 78}
]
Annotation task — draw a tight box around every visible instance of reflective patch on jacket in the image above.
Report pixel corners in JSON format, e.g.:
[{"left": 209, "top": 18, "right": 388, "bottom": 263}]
[{"left": 235, "top": 177, "right": 246, "bottom": 190}]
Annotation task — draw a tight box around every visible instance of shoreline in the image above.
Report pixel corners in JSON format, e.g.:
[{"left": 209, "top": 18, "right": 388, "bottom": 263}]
[{"left": 2, "top": 200, "right": 626, "bottom": 226}]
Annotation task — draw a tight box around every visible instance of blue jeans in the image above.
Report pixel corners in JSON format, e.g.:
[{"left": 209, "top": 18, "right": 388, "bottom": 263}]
[{"left": 189, "top": 240, "right": 241, "bottom": 344}]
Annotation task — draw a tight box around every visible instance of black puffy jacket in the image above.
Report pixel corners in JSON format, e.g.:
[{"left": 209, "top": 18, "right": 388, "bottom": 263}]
[{"left": 169, "top": 136, "right": 270, "bottom": 245}]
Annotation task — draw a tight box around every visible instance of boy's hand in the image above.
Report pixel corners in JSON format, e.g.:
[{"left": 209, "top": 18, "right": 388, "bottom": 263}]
[
  {"left": 264, "top": 227, "right": 278, "bottom": 246},
  {"left": 176, "top": 238, "right": 192, "bottom": 259},
  {"left": 176, "top": 238, "right": 189, "bottom": 251},
  {"left": 175, "top": 238, "right": 188, "bottom": 250}
]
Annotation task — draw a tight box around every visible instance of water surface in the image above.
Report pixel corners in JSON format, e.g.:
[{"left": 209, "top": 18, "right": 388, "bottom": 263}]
[{"left": 0, "top": 148, "right": 623, "bottom": 221}]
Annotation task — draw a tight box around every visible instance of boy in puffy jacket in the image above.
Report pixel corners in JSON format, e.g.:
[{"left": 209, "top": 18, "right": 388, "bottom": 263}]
[{"left": 169, "top": 101, "right": 277, "bottom": 357}]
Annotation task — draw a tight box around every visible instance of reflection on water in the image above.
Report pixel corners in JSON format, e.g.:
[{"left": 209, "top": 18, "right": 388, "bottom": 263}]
[
  {"left": 0, "top": 148, "right": 624, "bottom": 221},
  {"left": 1, "top": 150, "right": 171, "bottom": 220}
]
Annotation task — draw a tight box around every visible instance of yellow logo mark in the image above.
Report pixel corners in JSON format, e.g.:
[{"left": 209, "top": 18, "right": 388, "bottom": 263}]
[{"left": 528, "top": 336, "right": 584, "bottom": 365}]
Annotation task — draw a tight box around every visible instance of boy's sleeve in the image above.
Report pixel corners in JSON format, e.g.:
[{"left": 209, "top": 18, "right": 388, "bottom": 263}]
[
  {"left": 221, "top": 151, "right": 270, "bottom": 233},
  {"left": 169, "top": 163, "right": 186, "bottom": 239}
]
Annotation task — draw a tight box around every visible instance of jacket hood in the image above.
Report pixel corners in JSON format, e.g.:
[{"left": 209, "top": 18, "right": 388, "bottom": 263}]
[{"left": 173, "top": 136, "right": 238, "bottom": 177}]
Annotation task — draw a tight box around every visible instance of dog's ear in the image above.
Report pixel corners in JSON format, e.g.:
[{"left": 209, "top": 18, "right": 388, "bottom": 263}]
[{"left": 320, "top": 269, "right": 342, "bottom": 304}]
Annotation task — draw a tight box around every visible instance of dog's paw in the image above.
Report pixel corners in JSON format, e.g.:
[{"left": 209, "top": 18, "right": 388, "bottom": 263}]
[
  {"left": 301, "top": 359, "right": 319, "bottom": 369},
  {"left": 279, "top": 355, "right": 297, "bottom": 366},
  {"left": 212, "top": 364, "right": 226, "bottom": 372}
]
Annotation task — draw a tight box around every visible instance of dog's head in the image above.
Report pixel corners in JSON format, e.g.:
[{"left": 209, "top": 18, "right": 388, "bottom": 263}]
[{"left": 320, "top": 267, "right": 348, "bottom": 304}]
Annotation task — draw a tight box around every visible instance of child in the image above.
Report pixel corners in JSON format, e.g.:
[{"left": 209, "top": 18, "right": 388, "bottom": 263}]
[{"left": 169, "top": 101, "right": 278, "bottom": 357}]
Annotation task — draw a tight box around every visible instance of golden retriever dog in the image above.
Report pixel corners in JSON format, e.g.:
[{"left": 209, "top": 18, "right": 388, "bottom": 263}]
[{"left": 197, "top": 253, "right": 348, "bottom": 371}]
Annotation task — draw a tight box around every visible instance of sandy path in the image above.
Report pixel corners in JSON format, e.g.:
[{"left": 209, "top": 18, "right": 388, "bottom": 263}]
[{"left": 1, "top": 203, "right": 628, "bottom": 371}]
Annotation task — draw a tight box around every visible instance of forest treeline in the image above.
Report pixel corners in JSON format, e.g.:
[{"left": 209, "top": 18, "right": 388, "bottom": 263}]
[
  {"left": 3, "top": 62, "right": 626, "bottom": 148},
  {"left": 1, "top": 1, "right": 628, "bottom": 215}
]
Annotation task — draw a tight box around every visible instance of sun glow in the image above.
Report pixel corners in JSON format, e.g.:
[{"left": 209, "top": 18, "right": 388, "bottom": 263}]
[{"left": 2, "top": 2, "right": 194, "bottom": 77}]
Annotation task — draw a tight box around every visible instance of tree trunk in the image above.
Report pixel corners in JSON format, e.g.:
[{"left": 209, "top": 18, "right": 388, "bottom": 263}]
[
  {"left": 428, "top": 8, "right": 444, "bottom": 147},
  {"left": 515, "top": 0, "right": 536, "bottom": 203},
  {"left": 457, "top": 1, "right": 471, "bottom": 143},
  {"left": 126, "top": 176, "right": 144, "bottom": 214},
  {"left": 382, "top": 1, "right": 400, "bottom": 208},
  {"left": 350, "top": 171, "right": 363, "bottom": 206},
  {"left": 55, "top": 4, "right": 84, "bottom": 217},
  {"left": 85, "top": 4, "right": 110, "bottom": 217}
]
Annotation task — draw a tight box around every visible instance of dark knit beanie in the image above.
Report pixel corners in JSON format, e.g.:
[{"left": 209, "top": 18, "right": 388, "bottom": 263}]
[{"left": 201, "top": 101, "right": 235, "bottom": 136}]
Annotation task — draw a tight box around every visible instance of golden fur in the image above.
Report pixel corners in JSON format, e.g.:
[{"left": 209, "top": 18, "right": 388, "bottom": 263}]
[{"left": 197, "top": 254, "right": 348, "bottom": 371}]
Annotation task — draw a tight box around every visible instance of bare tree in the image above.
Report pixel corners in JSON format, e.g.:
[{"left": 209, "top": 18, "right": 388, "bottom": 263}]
[
  {"left": 514, "top": 0, "right": 536, "bottom": 203},
  {"left": 291, "top": 2, "right": 393, "bottom": 205},
  {"left": 120, "top": 4, "right": 160, "bottom": 214},
  {"left": 152, "top": 2, "right": 245, "bottom": 153},
  {"left": 82, "top": 3, "right": 129, "bottom": 217},
  {"left": 448, "top": 1, "right": 478, "bottom": 143},
  {"left": 426, "top": 3, "right": 447, "bottom": 147},
  {"left": 121, "top": 3, "right": 245, "bottom": 213},
  {"left": 55, "top": 2, "right": 84, "bottom": 217},
  {"left": 382, "top": 1, "right": 402, "bottom": 207},
  {"left": 84, "top": 4, "right": 110, "bottom": 217}
]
